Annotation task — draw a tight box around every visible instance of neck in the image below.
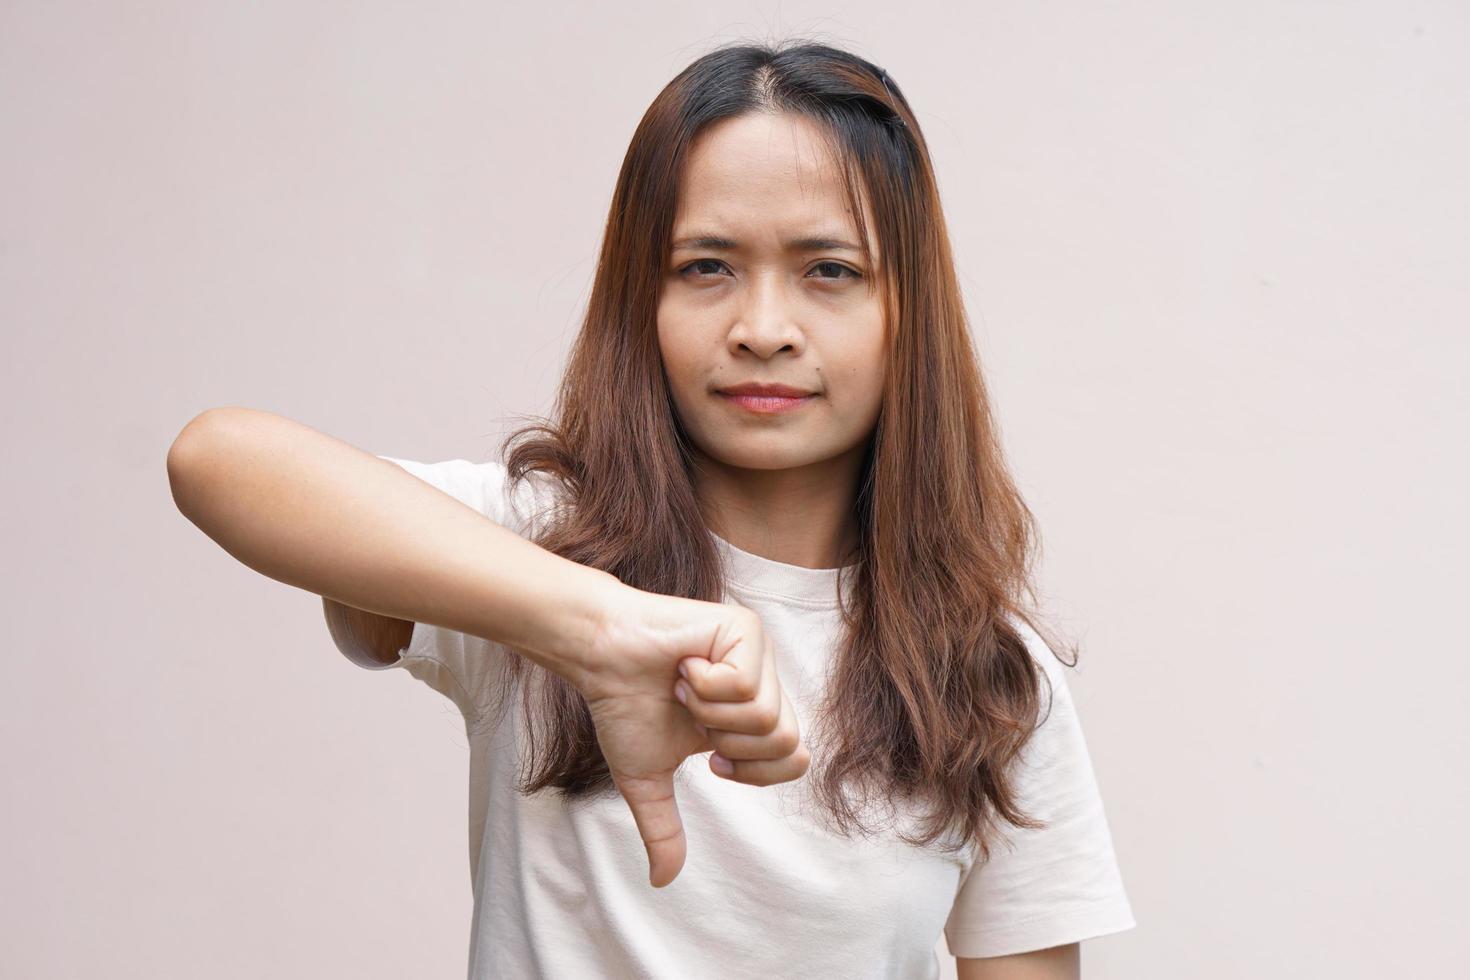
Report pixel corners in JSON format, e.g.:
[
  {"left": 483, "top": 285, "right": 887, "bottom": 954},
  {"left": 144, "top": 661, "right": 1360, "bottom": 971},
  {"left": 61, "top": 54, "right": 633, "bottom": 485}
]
[{"left": 692, "top": 445, "right": 865, "bottom": 570}]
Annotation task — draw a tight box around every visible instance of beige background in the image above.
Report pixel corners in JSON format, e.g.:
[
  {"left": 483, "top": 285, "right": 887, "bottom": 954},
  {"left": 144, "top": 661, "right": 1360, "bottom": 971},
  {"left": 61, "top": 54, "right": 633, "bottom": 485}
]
[{"left": 4, "top": 2, "right": 1466, "bottom": 977}]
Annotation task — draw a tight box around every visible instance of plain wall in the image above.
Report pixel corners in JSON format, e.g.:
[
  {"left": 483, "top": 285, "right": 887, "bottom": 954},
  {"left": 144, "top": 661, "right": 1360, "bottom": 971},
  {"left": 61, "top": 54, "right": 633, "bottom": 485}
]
[{"left": 3, "top": 2, "right": 1466, "bottom": 977}]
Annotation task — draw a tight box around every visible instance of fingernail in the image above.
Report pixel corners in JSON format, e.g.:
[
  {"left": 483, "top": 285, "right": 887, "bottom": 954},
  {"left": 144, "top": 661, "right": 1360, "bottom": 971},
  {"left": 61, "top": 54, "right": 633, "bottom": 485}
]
[
  {"left": 674, "top": 682, "right": 687, "bottom": 705},
  {"left": 693, "top": 722, "right": 707, "bottom": 736},
  {"left": 678, "top": 661, "right": 689, "bottom": 679},
  {"left": 711, "top": 753, "right": 733, "bottom": 775}
]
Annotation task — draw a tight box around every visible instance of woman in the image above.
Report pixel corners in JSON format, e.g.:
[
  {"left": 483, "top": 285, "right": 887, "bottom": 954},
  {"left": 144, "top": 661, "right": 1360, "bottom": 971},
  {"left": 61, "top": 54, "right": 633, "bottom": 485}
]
[{"left": 168, "top": 40, "right": 1135, "bottom": 979}]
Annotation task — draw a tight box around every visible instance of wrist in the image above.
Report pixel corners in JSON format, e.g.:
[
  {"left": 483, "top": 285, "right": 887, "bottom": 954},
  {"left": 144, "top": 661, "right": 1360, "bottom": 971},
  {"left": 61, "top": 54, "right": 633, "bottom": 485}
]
[{"left": 516, "top": 563, "right": 627, "bottom": 693}]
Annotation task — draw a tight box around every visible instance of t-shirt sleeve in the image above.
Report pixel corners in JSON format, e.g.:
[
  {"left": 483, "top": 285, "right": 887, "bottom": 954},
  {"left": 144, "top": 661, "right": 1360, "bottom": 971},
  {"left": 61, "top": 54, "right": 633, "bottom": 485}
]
[
  {"left": 358, "top": 453, "right": 554, "bottom": 733},
  {"left": 943, "top": 621, "right": 1137, "bottom": 958}
]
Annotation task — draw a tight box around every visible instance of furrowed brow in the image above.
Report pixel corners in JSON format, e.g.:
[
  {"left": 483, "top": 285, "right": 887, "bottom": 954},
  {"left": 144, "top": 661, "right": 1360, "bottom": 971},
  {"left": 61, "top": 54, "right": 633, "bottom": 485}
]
[{"left": 670, "top": 232, "right": 864, "bottom": 253}]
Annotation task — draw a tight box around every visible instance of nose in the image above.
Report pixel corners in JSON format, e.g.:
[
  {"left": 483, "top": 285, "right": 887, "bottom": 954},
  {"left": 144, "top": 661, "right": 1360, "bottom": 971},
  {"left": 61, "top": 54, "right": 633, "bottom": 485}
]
[{"left": 727, "top": 272, "right": 804, "bottom": 359}]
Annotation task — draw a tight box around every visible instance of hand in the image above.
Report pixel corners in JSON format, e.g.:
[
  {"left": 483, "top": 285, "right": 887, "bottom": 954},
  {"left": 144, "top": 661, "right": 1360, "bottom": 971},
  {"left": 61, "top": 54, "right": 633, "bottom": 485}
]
[{"left": 578, "top": 585, "right": 810, "bottom": 888}]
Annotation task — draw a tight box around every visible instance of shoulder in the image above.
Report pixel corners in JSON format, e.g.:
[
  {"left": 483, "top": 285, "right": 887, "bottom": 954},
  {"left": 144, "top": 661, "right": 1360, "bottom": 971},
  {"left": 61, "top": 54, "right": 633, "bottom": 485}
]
[{"left": 1003, "top": 613, "right": 1072, "bottom": 711}]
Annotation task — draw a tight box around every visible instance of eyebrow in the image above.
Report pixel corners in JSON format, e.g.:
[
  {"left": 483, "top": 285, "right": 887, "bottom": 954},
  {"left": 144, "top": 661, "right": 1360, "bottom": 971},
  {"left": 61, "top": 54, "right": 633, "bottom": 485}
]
[{"left": 670, "top": 232, "right": 865, "bottom": 254}]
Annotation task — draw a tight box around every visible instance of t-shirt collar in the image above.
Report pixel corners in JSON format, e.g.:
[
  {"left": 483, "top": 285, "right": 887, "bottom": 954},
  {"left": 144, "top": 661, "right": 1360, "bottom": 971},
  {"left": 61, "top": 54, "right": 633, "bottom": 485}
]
[{"left": 709, "top": 529, "right": 858, "bottom": 605}]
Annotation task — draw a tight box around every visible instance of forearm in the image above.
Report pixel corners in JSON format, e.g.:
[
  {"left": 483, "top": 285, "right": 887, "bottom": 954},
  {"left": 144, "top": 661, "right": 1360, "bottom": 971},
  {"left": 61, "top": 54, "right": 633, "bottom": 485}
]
[{"left": 166, "top": 407, "right": 620, "bottom": 688}]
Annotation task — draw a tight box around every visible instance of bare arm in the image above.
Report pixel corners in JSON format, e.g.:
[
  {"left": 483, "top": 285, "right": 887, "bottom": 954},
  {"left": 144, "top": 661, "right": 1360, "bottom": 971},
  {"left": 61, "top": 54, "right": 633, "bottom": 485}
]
[
  {"left": 956, "top": 943, "right": 1080, "bottom": 980},
  {"left": 165, "top": 406, "right": 619, "bottom": 689}
]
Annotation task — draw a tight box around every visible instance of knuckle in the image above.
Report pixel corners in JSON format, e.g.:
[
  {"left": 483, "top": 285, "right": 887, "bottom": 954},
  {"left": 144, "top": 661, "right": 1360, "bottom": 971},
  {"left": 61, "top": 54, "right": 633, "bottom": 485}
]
[
  {"left": 776, "top": 726, "right": 801, "bottom": 755},
  {"left": 732, "top": 673, "right": 760, "bottom": 700},
  {"left": 744, "top": 767, "right": 774, "bottom": 787}
]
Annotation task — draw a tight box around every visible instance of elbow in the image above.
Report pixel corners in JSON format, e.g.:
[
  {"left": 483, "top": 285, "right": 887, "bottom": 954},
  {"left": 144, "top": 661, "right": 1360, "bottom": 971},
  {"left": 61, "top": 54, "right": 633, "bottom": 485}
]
[{"left": 166, "top": 407, "right": 245, "bottom": 518}]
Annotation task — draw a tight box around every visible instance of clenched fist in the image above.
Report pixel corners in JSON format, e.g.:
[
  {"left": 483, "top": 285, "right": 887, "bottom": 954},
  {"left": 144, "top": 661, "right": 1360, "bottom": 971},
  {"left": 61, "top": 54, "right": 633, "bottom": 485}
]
[{"left": 578, "top": 586, "right": 811, "bottom": 887}]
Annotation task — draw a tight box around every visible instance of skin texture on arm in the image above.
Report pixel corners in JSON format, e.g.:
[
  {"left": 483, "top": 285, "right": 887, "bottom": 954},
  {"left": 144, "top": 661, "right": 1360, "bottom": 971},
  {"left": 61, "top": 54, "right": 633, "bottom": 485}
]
[
  {"left": 956, "top": 943, "right": 1080, "bottom": 980},
  {"left": 166, "top": 405, "right": 620, "bottom": 689},
  {"left": 167, "top": 405, "right": 811, "bottom": 887}
]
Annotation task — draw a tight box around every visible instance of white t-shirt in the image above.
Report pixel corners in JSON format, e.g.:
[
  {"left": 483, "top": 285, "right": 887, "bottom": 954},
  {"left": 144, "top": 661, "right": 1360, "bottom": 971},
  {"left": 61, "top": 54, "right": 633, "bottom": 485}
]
[{"left": 365, "top": 454, "right": 1136, "bottom": 978}]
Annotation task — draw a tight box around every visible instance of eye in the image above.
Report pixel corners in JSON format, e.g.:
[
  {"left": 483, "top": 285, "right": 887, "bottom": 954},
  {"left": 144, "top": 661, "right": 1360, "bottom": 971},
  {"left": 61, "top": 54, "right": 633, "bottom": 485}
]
[
  {"left": 808, "top": 261, "right": 862, "bottom": 281},
  {"left": 677, "top": 258, "right": 730, "bottom": 279},
  {"left": 674, "top": 259, "right": 863, "bottom": 282}
]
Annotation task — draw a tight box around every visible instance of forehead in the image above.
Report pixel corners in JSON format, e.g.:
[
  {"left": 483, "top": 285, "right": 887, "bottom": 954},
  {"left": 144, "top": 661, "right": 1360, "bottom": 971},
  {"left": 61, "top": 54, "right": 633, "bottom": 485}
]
[{"left": 674, "top": 112, "right": 870, "bottom": 244}]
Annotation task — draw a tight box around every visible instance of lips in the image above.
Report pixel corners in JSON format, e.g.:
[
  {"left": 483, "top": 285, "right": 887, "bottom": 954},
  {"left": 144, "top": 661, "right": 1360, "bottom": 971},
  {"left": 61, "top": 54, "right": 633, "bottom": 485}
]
[
  {"left": 715, "top": 383, "right": 817, "bottom": 397},
  {"left": 715, "top": 387, "right": 818, "bottom": 415}
]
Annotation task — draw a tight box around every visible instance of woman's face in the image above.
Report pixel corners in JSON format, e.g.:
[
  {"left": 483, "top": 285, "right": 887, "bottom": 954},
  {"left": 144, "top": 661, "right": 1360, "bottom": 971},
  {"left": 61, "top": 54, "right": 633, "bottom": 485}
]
[{"left": 657, "top": 111, "right": 887, "bottom": 477}]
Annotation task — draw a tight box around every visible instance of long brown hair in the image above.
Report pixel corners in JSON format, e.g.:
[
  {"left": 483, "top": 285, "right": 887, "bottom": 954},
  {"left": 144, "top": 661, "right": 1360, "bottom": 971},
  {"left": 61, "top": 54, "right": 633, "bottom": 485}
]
[{"left": 491, "top": 39, "right": 1078, "bottom": 862}]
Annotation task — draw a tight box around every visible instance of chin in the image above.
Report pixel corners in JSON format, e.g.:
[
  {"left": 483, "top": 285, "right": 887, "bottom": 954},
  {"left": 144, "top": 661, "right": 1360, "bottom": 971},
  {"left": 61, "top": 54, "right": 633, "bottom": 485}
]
[{"left": 703, "top": 443, "right": 831, "bottom": 472}]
